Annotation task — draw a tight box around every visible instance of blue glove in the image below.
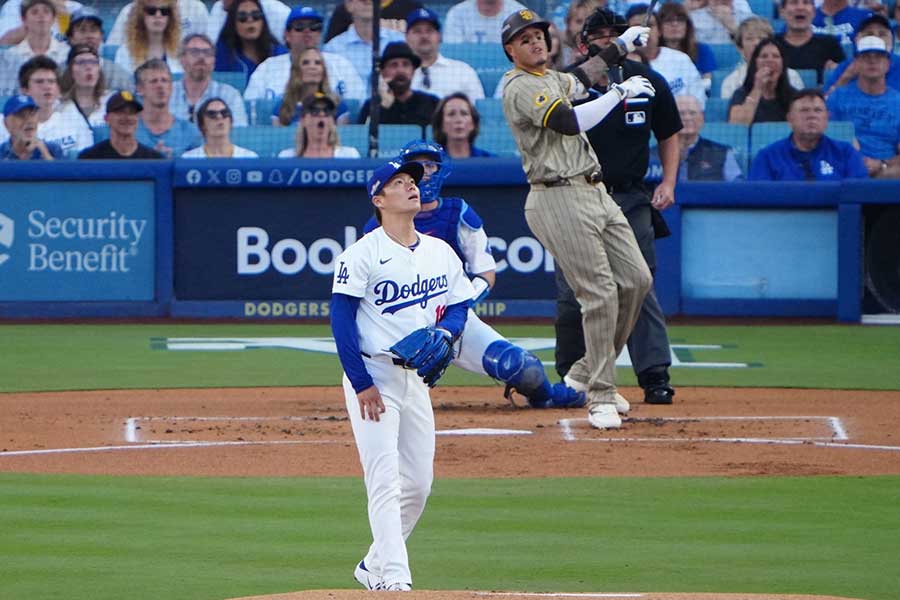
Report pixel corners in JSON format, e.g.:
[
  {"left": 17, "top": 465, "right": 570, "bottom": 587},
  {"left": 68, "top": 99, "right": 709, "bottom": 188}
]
[{"left": 389, "top": 327, "right": 456, "bottom": 387}]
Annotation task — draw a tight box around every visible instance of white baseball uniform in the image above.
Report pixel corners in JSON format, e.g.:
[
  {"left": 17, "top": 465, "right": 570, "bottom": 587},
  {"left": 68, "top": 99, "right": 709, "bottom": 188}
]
[{"left": 333, "top": 227, "right": 473, "bottom": 589}]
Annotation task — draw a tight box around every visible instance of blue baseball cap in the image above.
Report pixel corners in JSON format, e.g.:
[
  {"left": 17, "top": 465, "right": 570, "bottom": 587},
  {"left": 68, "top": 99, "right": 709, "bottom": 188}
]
[
  {"left": 3, "top": 94, "right": 37, "bottom": 117},
  {"left": 368, "top": 160, "right": 425, "bottom": 199},
  {"left": 406, "top": 7, "right": 440, "bottom": 32},
  {"left": 286, "top": 6, "right": 323, "bottom": 28}
]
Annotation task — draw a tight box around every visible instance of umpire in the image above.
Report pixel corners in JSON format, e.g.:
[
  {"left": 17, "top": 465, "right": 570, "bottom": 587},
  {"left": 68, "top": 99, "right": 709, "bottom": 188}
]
[{"left": 558, "top": 8, "right": 681, "bottom": 406}]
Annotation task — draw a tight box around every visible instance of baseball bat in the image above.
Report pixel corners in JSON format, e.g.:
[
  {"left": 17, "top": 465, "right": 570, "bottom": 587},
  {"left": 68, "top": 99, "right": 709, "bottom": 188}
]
[{"left": 643, "top": 0, "right": 660, "bottom": 27}]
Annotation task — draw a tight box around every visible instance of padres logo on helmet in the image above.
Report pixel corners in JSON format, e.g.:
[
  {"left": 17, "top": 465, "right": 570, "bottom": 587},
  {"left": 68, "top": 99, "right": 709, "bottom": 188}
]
[{"left": 500, "top": 9, "right": 551, "bottom": 60}]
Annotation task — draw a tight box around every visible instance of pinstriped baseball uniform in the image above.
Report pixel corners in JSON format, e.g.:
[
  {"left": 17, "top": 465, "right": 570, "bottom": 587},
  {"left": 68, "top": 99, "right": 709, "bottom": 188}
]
[{"left": 502, "top": 67, "right": 652, "bottom": 405}]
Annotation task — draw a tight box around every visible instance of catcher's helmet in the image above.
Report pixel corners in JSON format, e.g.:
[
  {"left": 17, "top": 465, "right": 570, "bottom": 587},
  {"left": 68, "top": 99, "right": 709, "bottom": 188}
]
[
  {"left": 398, "top": 140, "right": 451, "bottom": 203},
  {"left": 580, "top": 8, "right": 628, "bottom": 44},
  {"left": 500, "top": 9, "right": 551, "bottom": 60}
]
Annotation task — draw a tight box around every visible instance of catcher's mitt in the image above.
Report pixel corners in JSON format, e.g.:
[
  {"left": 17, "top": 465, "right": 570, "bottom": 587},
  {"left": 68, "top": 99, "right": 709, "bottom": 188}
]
[{"left": 389, "top": 327, "right": 455, "bottom": 387}]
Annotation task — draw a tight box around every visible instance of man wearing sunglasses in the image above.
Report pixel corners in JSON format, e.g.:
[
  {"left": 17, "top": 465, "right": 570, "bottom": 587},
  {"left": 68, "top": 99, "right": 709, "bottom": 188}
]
[
  {"left": 207, "top": 0, "right": 289, "bottom": 42},
  {"left": 106, "top": 0, "right": 209, "bottom": 46},
  {"left": 244, "top": 6, "right": 366, "bottom": 103},
  {"left": 171, "top": 32, "right": 248, "bottom": 126}
]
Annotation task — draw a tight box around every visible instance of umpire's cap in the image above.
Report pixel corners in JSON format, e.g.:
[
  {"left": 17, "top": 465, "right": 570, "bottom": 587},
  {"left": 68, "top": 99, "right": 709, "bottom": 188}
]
[
  {"left": 580, "top": 8, "right": 628, "bottom": 44},
  {"left": 501, "top": 9, "right": 551, "bottom": 60}
]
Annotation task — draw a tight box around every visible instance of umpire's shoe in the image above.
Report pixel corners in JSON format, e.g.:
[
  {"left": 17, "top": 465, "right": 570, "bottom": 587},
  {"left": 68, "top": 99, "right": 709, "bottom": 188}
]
[{"left": 639, "top": 369, "right": 675, "bottom": 405}]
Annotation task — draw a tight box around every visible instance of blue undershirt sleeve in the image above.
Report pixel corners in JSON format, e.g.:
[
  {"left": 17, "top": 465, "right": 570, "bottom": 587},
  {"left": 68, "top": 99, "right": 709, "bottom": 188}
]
[
  {"left": 330, "top": 292, "right": 375, "bottom": 394},
  {"left": 437, "top": 300, "right": 469, "bottom": 339}
]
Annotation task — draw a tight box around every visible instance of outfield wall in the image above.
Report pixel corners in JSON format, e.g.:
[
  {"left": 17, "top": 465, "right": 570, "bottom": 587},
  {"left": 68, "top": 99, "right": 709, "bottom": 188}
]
[{"left": 0, "top": 159, "right": 896, "bottom": 321}]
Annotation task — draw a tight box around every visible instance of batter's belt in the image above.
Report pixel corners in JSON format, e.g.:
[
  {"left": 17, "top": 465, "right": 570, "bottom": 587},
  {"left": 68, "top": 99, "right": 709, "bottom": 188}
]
[{"left": 531, "top": 170, "right": 603, "bottom": 190}]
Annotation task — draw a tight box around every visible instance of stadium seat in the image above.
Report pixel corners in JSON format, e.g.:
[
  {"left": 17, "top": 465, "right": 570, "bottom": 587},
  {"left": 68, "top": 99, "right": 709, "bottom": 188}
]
[
  {"left": 797, "top": 69, "right": 818, "bottom": 89},
  {"left": 379, "top": 124, "right": 425, "bottom": 157},
  {"left": 441, "top": 43, "right": 506, "bottom": 70},
  {"left": 475, "top": 97, "right": 503, "bottom": 122},
  {"left": 475, "top": 122, "right": 519, "bottom": 156},
  {"left": 337, "top": 124, "right": 368, "bottom": 156},
  {"left": 212, "top": 70, "right": 247, "bottom": 94},
  {"left": 231, "top": 125, "right": 295, "bottom": 157},
  {"left": 710, "top": 67, "right": 734, "bottom": 99},
  {"left": 343, "top": 98, "right": 361, "bottom": 123},
  {"left": 826, "top": 120, "right": 855, "bottom": 144},
  {"left": 702, "top": 122, "right": 750, "bottom": 173},
  {"left": 247, "top": 97, "right": 280, "bottom": 126},
  {"left": 709, "top": 44, "right": 742, "bottom": 71},
  {"left": 101, "top": 44, "right": 118, "bottom": 61},
  {"left": 748, "top": 0, "right": 776, "bottom": 18},
  {"left": 705, "top": 97, "right": 730, "bottom": 122},
  {"left": 478, "top": 69, "right": 507, "bottom": 99},
  {"left": 749, "top": 121, "right": 790, "bottom": 163}
]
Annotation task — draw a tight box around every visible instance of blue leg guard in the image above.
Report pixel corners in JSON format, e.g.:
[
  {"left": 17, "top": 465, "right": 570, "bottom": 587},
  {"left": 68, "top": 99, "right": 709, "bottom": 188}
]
[{"left": 482, "top": 340, "right": 585, "bottom": 408}]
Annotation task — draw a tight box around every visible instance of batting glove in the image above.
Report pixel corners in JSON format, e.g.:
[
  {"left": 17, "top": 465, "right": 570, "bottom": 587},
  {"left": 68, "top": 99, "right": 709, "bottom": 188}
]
[
  {"left": 616, "top": 26, "right": 650, "bottom": 53},
  {"left": 610, "top": 76, "right": 656, "bottom": 101}
]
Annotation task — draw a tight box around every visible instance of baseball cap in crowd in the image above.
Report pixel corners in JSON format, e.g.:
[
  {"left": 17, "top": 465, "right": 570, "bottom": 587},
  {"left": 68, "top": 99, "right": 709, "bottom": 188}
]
[
  {"left": 368, "top": 160, "right": 425, "bottom": 199},
  {"left": 858, "top": 13, "right": 892, "bottom": 37},
  {"left": 380, "top": 41, "right": 421, "bottom": 69},
  {"left": 298, "top": 92, "right": 337, "bottom": 116},
  {"left": 21, "top": 0, "right": 56, "bottom": 17},
  {"left": 3, "top": 94, "right": 38, "bottom": 117},
  {"left": 286, "top": 6, "right": 323, "bottom": 28},
  {"left": 67, "top": 6, "right": 104, "bottom": 36},
  {"left": 106, "top": 90, "right": 143, "bottom": 113},
  {"left": 856, "top": 36, "right": 890, "bottom": 56},
  {"left": 67, "top": 43, "right": 99, "bottom": 65},
  {"left": 406, "top": 7, "right": 440, "bottom": 31},
  {"left": 624, "top": 3, "right": 652, "bottom": 22}
]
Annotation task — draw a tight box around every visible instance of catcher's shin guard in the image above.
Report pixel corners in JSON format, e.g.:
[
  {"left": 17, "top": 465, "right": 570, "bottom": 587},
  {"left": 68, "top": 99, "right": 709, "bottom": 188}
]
[{"left": 482, "top": 340, "right": 584, "bottom": 408}]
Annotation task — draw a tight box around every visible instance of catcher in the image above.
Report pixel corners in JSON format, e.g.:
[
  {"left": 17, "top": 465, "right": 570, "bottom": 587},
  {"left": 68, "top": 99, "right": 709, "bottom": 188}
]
[{"left": 331, "top": 159, "right": 474, "bottom": 592}]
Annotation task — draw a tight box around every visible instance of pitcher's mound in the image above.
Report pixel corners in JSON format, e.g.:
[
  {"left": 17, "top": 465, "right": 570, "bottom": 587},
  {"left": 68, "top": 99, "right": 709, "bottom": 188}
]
[{"left": 228, "top": 590, "right": 864, "bottom": 600}]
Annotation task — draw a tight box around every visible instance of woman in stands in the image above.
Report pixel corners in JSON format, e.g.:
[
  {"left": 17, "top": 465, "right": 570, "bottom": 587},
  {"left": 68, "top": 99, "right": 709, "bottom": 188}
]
[
  {"left": 277, "top": 92, "right": 359, "bottom": 158},
  {"left": 59, "top": 43, "right": 112, "bottom": 127},
  {"left": 272, "top": 47, "right": 349, "bottom": 126},
  {"left": 431, "top": 92, "right": 493, "bottom": 159},
  {"left": 719, "top": 17, "right": 803, "bottom": 100},
  {"left": 114, "top": 0, "right": 182, "bottom": 76},
  {"left": 728, "top": 37, "right": 797, "bottom": 124},
  {"left": 182, "top": 97, "right": 257, "bottom": 157},
  {"left": 214, "top": 0, "right": 286, "bottom": 83},
  {"left": 658, "top": 2, "right": 716, "bottom": 90}
]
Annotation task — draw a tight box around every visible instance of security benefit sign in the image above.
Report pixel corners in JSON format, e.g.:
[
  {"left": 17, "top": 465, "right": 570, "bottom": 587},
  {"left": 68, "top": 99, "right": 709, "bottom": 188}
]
[{"left": 0, "top": 181, "right": 155, "bottom": 301}]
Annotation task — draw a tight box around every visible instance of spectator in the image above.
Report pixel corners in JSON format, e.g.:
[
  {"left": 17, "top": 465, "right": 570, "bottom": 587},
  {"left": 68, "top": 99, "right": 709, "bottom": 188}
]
[
  {"left": 750, "top": 88, "right": 867, "bottom": 179},
  {"left": 443, "top": 0, "right": 529, "bottom": 44},
  {"left": 272, "top": 47, "right": 351, "bottom": 125},
  {"left": 1, "top": 94, "right": 63, "bottom": 159},
  {"left": 323, "top": 0, "right": 405, "bottom": 83},
  {"left": 721, "top": 16, "right": 805, "bottom": 99},
  {"left": 405, "top": 8, "right": 485, "bottom": 101},
  {"left": 134, "top": 58, "right": 202, "bottom": 156},
  {"left": 172, "top": 33, "right": 248, "bottom": 126},
  {"left": 214, "top": 0, "right": 286, "bottom": 82},
  {"left": 658, "top": 2, "right": 717, "bottom": 89},
  {"left": 358, "top": 41, "right": 439, "bottom": 134},
  {"left": 0, "top": 0, "right": 82, "bottom": 45},
  {"left": 776, "top": 0, "right": 845, "bottom": 84},
  {"left": 19, "top": 55, "right": 93, "bottom": 155},
  {"left": 58, "top": 44, "right": 111, "bottom": 127},
  {"left": 812, "top": 0, "right": 872, "bottom": 46},
  {"left": 107, "top": 0, "right": 208, "bottom": 47},
  {"left": 65, "top": 8, "right": 133, "bottom": 92},
  {"left": 824, "top": 14, "right": 900, "bottom": 94},
  {"left": 244, "top": 6, "right": 365, "bottom": 103},
  {"left": 546, "top": 22, "right": 566, "bottom": 69},
  {"left": 324, "top": 0, "right": 421, "bottom": 43},
  {"left": 827, "top": 36, "right": 900, "bottom": 177},
  {"left": 278, "top": 93, "right": 360, "bottom": 158},
  {"left": 688, "top": 0, "right": 754, "bottom": 45},
  {"left": 728, "top": 37, "right": 798, "bottom": 123},
  {"left": 114, "top": 0, "right": 184, "bottom": 76},
  {"left": 208, "top": 0, "right": 289, "bottom": 43},
  {"left": 78, "top": 90, "right": 164, "bottom": 158},
  {"left": 649, "top": 94, "right": 742, "bottom": 180},
  {"left": 182, "top": 96, "right": 257, "bottom": 157},
  {"left": 431, "top": 92, "right": 493, "bottom": 158},
  {"left": 3, "top": 0, "right": 70, "bottom": 67},
  {"left": 627, "top": 6, "right": 707, "bottom": 108},
  {"left": 560, "top": 0, "right": 601, "bottom": 66}
]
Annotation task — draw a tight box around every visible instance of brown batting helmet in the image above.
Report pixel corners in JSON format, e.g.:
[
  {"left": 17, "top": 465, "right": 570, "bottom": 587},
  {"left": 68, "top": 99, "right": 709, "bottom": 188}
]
[{"left": 500, "top": 9, "right": 551, "bottom": 60}]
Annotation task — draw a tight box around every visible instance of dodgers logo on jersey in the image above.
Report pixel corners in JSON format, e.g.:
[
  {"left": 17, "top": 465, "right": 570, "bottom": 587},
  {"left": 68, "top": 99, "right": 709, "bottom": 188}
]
[
  {"left": 374, "top": 273, "right": 449, "bottom": 314},
  {"left": 335, "top": 261, "right": 350, "bottom": 284}
]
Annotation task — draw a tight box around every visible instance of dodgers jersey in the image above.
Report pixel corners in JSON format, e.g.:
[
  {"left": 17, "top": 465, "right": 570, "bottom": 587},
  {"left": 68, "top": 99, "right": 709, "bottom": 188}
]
[{"left": 332, "top": 228, "right": 475, "bottom": 358}]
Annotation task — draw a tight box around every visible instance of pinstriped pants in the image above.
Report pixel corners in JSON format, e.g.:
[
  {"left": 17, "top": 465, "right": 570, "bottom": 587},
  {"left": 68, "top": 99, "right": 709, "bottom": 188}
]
[{"left": 525, "top": 179, "right": 652, "bottom": 405}]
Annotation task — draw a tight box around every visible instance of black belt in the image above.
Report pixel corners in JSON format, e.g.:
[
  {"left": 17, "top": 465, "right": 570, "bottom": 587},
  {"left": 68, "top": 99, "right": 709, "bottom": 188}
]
[
  {"left": 361, "top": 351, "right": 405, "bottom": 366},
  {"left": 536, "top": 171, "right": 603, "bottom": 188}
]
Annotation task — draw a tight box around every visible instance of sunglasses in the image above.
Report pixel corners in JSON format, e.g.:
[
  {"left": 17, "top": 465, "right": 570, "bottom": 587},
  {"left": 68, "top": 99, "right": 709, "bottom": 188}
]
[
  {"left": 184, "top": 47, "right": 215, "bottom": 58},
  {"left": 236, "top": 10, "right": 264, "bottom": 23},
  {"left": 289, "top": 22, "right": 322, "bottom": 32},
  {"left": 73, "top": 57, "right": 100, "bottom": 67},
  {"left": 204, "top": 108, "right": 231, "bottom": 119},
  {"left": 305, "top": 107, "right": 333, "bottom": 116},
  {"left": 144, "top": 6, "right": 172, "bottom": 16}
]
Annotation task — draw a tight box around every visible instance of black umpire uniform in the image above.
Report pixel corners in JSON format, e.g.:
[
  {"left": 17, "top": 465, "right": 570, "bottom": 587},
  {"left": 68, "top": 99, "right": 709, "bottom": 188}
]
[{"left": 558, "top": 8, "right": 681, "bottom": 404}]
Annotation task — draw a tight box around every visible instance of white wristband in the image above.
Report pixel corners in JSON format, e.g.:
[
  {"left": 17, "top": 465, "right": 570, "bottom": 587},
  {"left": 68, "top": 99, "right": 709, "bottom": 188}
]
[{"left": 573, "top": 90, "right": 622, "bottom": 132}]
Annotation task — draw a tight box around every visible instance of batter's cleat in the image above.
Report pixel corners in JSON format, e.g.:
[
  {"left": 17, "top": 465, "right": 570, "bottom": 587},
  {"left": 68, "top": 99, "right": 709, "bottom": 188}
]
[
  {"left": 565, "top": 375, "right": 630, "bottom": 414},
  {"left": 644, "top": 384, "right": 675, "bottom": 405},
  {"left": 614, "top": 393, "right": 631, "bottom": 415},
  {"left": 385, "top": 583, "right": 412, "bottom": 591},
  {"left": 546, "top": 383, "right": 587, "bottom": 408},
  {"left": 354, "top": 560, "right": 383, "bottom": 590},
  {"left": 587, "top": 404, "right": 622, "bottom": 429}
]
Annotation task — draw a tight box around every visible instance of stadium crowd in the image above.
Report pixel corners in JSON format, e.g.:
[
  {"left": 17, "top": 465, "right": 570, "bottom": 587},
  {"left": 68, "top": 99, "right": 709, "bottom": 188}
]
[{"left": 0, "top": 0, "right": 898, "bottom": 178}]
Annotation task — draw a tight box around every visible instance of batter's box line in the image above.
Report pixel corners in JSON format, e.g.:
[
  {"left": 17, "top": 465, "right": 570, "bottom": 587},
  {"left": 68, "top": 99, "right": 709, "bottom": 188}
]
[{"left": 559, "top": 415, "right": 849, "bottom": 444}]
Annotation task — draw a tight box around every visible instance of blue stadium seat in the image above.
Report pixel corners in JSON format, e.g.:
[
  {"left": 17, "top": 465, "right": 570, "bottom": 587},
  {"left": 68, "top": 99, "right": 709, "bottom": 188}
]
[
  {"left": 337, "top": 124, "right": 367, "bottom": 155},
  {"left": 710, "top": 68, "right": 734, "bottom": 99},
  {"left": 708, "top": 44, "right": 742, "bottom": 71},
  {"left": 212, "top": 70, "right": 247, "bottom": 94},
  {"left": 475, "top": 123, "right": 519, "bottom": 156},
  {"left": 705, "top": 97, "right": 730, "bottom": 122},
  {"left": 797, "top": 69, "right": 818, "bottom": 89},
  {"left": 231, "top": 125, "right": 295, "bottom": 157},
  {"left": 101, "top": 44, "right": 118, "bottom": 61},
  {"left": 441, "top": 43, "right": 507, "bottom": 70},
  {"left": 92, "top": 125, "right": 109, "bottom": 141},
  {"left": 478, "top": 69, "right": 507, "bottom": 99},
  {"left": 343, "top": 98, "right": 361, "bottom": 123},
  {"left": 748, "top": 0, "right": 776, "bottom": 18},
  {"left": 749, "top": 121, "right": 790, "bottom": 162},
  {"left": 247, "top": 97, "right": 280, "bottom": 126},
  {"left": 702, "top": 122, "right": 750, "bottom": 172},
  {"left": 379, "top": 124, "right": 425, "bottom": 157},
  {"left": 826, "top": 120, "right": 855, "bottom": 144},
  {"left": 475, "top": 97, "right": 503, "bottom": 122}
]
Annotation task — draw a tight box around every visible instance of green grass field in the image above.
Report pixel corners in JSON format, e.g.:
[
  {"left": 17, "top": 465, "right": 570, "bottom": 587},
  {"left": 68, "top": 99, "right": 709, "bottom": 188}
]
[{"left": 2, "top": 323, "right": 900, "bottom": 600}]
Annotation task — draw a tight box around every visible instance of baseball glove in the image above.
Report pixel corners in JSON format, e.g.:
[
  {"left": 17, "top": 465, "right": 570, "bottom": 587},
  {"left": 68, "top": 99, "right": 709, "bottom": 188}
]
[{"left": 389, "top": 327, "right": 456, "bottom": 387}]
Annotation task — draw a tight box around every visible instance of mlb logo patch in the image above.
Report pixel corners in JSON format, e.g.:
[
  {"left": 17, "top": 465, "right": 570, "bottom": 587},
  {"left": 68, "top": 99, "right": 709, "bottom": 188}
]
[{"left": 625, "top": 111, "right": 646, "bottom": 125}]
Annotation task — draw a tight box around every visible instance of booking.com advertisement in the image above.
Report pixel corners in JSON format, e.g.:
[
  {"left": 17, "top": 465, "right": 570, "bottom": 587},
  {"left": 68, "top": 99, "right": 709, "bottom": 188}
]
[
  {"left": 173, "top": 185, "right": 553, "bottom": 303},
  {"left": 0, "top": 181, "right": 156, "bottom": 301}
]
